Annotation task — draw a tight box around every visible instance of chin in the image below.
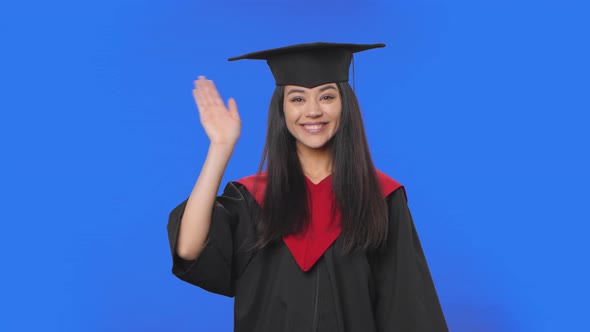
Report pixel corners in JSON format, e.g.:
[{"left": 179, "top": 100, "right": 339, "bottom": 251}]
[
  {"left": 305, "top": 144, "right": 329, "bottom": 150},
  {"left": 296, "top": 138, "right": 333, "bottom": 151}
]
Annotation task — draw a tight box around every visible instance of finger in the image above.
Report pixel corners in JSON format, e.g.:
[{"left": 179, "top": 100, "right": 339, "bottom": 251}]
[
  {"left": 193, "top": 80, "right": 209, "bottom": 112},
  {"left": 227, "top": 98, "right": 240, "bottom": 120},
  {"left": 194, "top": 78, "right": 204, "bottom": 104},
  {"left": 195, "top": 77, "right": 215, "bottom": 108},
  {"left": 201, "top": 79, "right": 223, "bottom": 107},
  {"left": 206, "top": 80, "right": 224, "bottom": 106},
  {"left": 196, "top": 78, "right": 215, "bottom": 107},
  {"left": 195, "top": 76, "right": 206, "bottom": 89},
  {"left": 195, "top": 76, "right": 207, "bottom": 95},
  {"left": 193, "top": 89, "right": 206, "bottom": 113}
]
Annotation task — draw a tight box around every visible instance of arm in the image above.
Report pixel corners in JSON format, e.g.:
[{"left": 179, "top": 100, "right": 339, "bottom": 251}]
[
  {"left": 176, "top": 144, "right": 233, "bottom": 260},
  {"left": 175, "top": 76, "right": 241, "bottom": 261},
  {"left": 168, "top": 182, "right": 254, "bottom": 296}
]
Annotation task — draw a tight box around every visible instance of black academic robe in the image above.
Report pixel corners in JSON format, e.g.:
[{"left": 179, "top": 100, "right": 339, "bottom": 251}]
[{"left": 167, "top": 181, "right": 448, "bottom": 332}]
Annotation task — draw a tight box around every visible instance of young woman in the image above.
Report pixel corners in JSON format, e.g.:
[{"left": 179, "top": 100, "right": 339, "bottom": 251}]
[{"left": 167, "top": 42, "right": 448, "bottom": 331}]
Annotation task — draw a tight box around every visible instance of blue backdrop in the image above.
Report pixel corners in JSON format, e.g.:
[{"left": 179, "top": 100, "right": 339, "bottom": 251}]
[{"left": 1, "top": 0, "right": 589, "bottom": 331}]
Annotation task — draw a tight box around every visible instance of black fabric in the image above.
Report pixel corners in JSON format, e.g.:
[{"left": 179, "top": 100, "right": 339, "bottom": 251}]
[
  {"left": 227, "top": 42, "right": 385, "bottom": 88},
  {"left": 167, "top": 182, "right": 448, "bottom": 331}
]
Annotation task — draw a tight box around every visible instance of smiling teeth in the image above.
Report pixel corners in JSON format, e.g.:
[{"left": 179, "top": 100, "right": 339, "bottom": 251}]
[{"left": 304, "top": 124, "right": 324, "bottom": 130}]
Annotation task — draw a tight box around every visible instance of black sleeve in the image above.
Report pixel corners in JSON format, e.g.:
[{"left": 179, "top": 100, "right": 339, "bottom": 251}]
[
  {"left": 166, "top": 182, "right": 256, "bottom": 297},
  {"left": 369, "top": 187, "right": 448, "bottom": 331}
]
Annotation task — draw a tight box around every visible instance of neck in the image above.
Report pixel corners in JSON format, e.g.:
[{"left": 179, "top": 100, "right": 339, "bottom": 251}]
[{"left": 296, "top": 142, "right": 333, "bottom": 184}]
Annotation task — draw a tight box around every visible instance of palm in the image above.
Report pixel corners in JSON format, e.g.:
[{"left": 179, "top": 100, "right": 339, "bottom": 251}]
[{"left": 193, "top": 76, "right": 241, "bottom": 146}]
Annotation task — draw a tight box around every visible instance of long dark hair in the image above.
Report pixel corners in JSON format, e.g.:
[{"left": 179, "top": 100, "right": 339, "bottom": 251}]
[{"left": 254, "top": 82, "right": 388, "bottom": 254}]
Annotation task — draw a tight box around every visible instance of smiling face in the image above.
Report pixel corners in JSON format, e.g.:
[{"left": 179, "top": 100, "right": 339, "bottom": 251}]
[{"left": 283, "top": 83, "right": 342, "bottom": 153}]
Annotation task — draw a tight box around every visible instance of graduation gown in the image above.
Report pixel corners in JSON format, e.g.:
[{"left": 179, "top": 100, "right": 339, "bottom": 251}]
[{"left": 167, "top": 171, "right": 448, "bottom": 332}]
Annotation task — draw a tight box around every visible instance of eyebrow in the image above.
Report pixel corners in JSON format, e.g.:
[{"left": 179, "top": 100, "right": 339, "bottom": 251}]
[
  {"left": 286, "top": 85, "right": 337, "bottom": 96},
  {"left": 286, "top": 89, "right": 305, "bottom": 96}
]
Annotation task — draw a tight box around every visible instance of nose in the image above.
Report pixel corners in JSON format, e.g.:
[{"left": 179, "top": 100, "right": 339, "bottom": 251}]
[{"left": 305, "top": 100, "right": 323, "bottom": 118}]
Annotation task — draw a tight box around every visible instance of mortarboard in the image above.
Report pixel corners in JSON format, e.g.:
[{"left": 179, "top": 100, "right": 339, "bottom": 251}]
[{"left": 228, "top": 42, "right": 385, "bottom": 88}]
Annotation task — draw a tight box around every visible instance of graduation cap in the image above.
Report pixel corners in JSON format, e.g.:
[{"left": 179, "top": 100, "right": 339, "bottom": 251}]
[{"left": 228, "top": 42, "right": 385, "bottom": 88}]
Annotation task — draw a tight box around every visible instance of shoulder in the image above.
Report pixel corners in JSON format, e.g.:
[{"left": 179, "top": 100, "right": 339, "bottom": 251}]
[
  {"left": 232, "top": 172, "right": 267, "bottom": 206},
  {"left": 375, "top": 169, "right": 406, "bottom": 200},
  {"left": 235, "top": 172, "right": 267, "bottom": 188}
]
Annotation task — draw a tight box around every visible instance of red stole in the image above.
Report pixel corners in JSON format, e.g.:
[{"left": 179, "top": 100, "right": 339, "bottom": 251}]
[{"left": 236, "top": 170, "right": 402, "bottom": 272}]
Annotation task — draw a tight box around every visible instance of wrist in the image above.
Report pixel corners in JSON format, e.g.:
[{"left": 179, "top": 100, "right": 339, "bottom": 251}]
[{"left": 208, "top": 142, "right": 236, "bottom": 157}]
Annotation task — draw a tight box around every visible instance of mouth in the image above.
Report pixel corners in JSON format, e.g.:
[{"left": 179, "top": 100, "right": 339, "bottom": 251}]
[{"left": 301, "top": 122, "right": 328, "bottom": 134}]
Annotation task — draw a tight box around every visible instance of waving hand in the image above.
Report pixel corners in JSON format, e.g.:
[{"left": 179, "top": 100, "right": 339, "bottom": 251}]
[{"left": 193, "top": 76, "right": 241, "bottom": 146}]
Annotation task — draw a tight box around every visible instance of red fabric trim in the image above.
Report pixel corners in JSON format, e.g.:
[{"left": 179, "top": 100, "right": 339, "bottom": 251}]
[
  {"left": 375, "top": 169, "right": 406, "bottom": 201},
  {"left": 235, "top": 170, "right": 403, "bottom": 272},
  {"left": 235, "top": 172, "right": 266, "bottom": 206}
]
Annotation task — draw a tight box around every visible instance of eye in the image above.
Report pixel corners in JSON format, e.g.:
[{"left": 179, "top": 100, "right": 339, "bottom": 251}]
[
  {"left": 290, "top": 97, "right": 305, "bottom": 103},
  {"left": 321, "top": 95, "right": 335, "bottom": 101}
]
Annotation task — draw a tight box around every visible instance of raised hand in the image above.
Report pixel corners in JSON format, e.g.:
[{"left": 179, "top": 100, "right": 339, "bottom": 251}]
[{"left": 193, "top": 76, "right": 241, "bottom": 147}]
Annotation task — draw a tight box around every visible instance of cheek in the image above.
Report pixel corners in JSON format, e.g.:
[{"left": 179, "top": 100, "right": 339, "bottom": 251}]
[
  {"left": 283, "top": 104, "right": 304, "bottom": 125},
  {"left": 283, "top": 103, "right": 294, "bottom": 120},
  {"left": 285, "top": 119, "right": 297, "bottom": 135},
  {"left": 329, "top": 106, "right": 343, "bottom": 126},
  {"left": 282, "top": 108, "right": 299, "bottom": 134}
]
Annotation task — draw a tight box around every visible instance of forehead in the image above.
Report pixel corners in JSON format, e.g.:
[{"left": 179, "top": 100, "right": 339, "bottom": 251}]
[{"left": 284, "top": 83, "right": 339, "bottom": 93}]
